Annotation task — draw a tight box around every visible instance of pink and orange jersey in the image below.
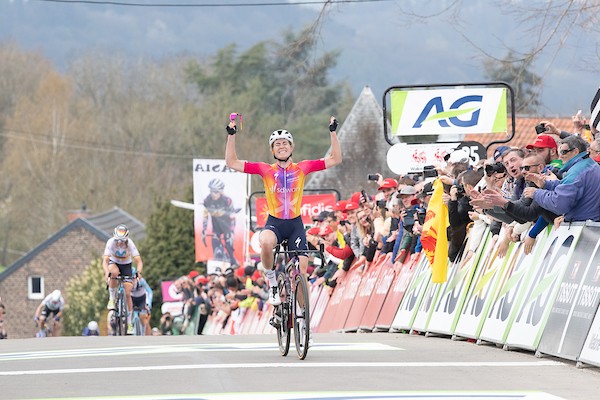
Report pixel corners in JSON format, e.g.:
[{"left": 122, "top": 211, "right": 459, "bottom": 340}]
[{"left": 244, "top": 159, "right": 326, "bottom": 219}]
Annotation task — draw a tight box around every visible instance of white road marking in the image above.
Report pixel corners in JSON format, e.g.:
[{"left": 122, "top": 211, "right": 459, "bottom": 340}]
[
  {"left": 0, "top": 342, "right": 399, "bottom": 361},
  {"left": 0, "top": 360, "right": 562, "bottom": 376}
]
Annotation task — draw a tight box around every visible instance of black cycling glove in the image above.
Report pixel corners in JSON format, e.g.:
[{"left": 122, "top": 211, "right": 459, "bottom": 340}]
[
  {"left": 226, "top": 125, "right": 237, "bottom": 135},
  {"left": 329, "top": 118, "right": 338, "bottom": 132}
]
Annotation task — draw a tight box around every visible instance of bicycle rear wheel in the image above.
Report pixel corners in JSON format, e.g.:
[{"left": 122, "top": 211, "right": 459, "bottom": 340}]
[
  {"left": 293, "top": 274, "right": 310, "bottom": 360},
  {"left": 133, "top": 312, "right": 144, "bottom": 336},
  {"left": 275, "top": 272, "right": 290, "bottom": 356}
]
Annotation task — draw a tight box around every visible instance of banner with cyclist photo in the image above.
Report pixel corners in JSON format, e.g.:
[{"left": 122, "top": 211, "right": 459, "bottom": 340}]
[{"left": 193, "top": 159, "right": 249, "bottom": 272}]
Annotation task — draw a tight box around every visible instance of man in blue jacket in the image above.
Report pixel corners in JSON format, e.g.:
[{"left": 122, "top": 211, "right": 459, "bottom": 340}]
[{"left": 524, "top": 135, "right": 600, "bottom": 222}]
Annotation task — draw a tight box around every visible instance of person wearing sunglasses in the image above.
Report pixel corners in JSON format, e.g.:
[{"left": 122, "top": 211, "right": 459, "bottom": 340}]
[
  {"left": 523, "top": 135, "right": 600, "bottom": 223},
  {"left": 102, "top": 224, "right": 144, "bottom": 335}
]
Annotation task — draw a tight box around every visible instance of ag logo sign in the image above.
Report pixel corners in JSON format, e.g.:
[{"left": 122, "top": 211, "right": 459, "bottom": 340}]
[{"left": 391, "top": 88, "right": 507, "bottom": 136}]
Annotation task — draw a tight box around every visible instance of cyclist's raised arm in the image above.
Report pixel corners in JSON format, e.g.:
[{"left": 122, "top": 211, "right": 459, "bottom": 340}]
[
  {"left": 225, "top": 120, "right": 245, "bottom": 172},
  {"left": 324, "top": 115, "right": 342, "bottom": 169}
]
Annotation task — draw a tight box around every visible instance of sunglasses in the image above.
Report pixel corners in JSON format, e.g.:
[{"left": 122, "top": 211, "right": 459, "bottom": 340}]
[
  {"left": 520, "top": 164, "right": 541, "bottom": 171},
  {"left": 115, "top": 239, "right": 127, "bottom": 244},
  {"left": 559, "top": 147, "right": 575, "bottom": 155}
]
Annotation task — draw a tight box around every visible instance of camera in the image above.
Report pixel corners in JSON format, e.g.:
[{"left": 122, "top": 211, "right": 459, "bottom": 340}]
[
  {"left": 484, "top": 162, "right": 506, "bottom": 177},
  {"left": 417, "top": 210, "right": 426, "bottom": 225},
  {"left": 455, "top": 184, "right": 465, "bottom": 197},
  {"left": 367, "top": 174, "right": 379, "bottom": 181},
  {"left": 422, "top": 165, "right": 438, "bottom": 178},
  {"left": 535, "top": 123, "right": 547, "bottom": 135},
  {"left": 584, "top": 124, "right": 591, "bottom": 130},
  {"left": 376, "top": 199, "right": 387, "bottom": 208},
  {"left": 403, "top": 210, "right": 416, "bottom": 228}
]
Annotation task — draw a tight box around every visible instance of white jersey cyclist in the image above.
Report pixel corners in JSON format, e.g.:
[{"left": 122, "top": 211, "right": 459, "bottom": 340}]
[
  {"left": 41, "top": 290, "right": 65, "bottom": 312},
  {"left": 103, "top": 236, "right": 141, "bottom": 265}
]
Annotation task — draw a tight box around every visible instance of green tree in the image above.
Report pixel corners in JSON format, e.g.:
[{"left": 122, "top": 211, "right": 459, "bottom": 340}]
[
  {"left": 140, "top": 189, "right": 196, "bottom": 326},
  {"left": 63, "top": 259, "right": 106, "bottom": 336},
  {"left": 483, "top": 50, "right": 542, "bottom": 115},
  {"left": 185, "top": 25, "right": 353, "bottom": 164}
]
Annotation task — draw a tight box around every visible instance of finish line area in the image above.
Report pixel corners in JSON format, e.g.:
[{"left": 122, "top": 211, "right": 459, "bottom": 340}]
[{"left": 0, "top": 335, "right": 592, "bottom": 400}]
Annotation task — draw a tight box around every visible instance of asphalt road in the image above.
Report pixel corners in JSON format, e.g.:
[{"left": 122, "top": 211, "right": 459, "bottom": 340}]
[{"left": 1, "top": 332, "right": 598, "bottom": 400}]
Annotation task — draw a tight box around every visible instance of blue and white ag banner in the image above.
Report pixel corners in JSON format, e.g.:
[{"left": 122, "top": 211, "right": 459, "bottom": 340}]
[{"left": 390, "top": 87, "right": 507, "bottom": 136}]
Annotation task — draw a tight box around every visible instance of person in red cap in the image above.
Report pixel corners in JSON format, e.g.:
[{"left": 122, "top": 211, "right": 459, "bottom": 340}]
[
  {"left": 225, "top": 115, "right": 342, "bottom": 306},
  {"left": 377, "top": 177, "right": 398, "bottom": 203},
  {"left": 526, "top": 134, "right": 562, "bottom": 170}
]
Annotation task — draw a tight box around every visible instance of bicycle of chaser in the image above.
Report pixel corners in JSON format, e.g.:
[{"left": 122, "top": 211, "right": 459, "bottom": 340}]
[
  {"left": 107, "top": 274, "right": 130, "bottom": 336},
  {"left": 269, "top": 242, "right": 324, "bottom": 360}
]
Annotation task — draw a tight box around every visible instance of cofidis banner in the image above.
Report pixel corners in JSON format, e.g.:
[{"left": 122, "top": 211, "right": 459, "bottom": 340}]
[{"left": 390, "top": 88, "right": 507, "bottom": 136}]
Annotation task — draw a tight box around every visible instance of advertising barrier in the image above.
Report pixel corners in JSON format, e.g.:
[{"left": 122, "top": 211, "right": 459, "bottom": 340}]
[
  {"left": 479, "top": 227, "right": 551, "bottom": 345},
  {"left": 537, "top": 224, "right": 600, "bottom": 360},
  {"left": 427, "top": 230, "right": 491, "bottom": 336},
  {"left": 343, "top": 257, "right": 386, "bottom": 332},
  {"left": 504, "top": 224, "right": 583, "bottom": 351},
  {"left": 373, "top": 252, "right": 422, "bottom": 331},
  {"left": 390, "top": 256, "right": 431, "bottom": 332},
  {"left": 453, "top": 229, "right": 513, "bottom": 340},
  {"left": 359, "top": 256, "right": 396, "bottom": 332}
]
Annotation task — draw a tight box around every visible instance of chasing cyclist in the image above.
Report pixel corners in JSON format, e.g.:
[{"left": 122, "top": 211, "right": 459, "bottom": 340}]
[
  {"left": 131, "top": 267, "right": 153, "bottom": 335},
  {"left": 225, "top": 115, "right": 342, "bottom": 305},
  {"left": 202, "top": 178, "right": 239, "bottom": 265},
  {"left": 102, "top": 224, "right": 144, "bottom": 335},
  {"left": 34, "top": 289, "right": 64, "bottom": 337}
]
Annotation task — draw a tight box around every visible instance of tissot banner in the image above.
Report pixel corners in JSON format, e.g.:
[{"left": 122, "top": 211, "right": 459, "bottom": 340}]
[
  {"left": 390, "top": 87, "right": 507, "bottom": 136},
  {"left": 538, "top": 224, "right": 600, "bottom": 361},
  {"left": 193, "top": 159, "right": 249, "bottom": 268}
]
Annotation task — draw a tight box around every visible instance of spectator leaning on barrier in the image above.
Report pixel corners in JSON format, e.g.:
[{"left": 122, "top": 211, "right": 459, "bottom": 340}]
[{"left": 524, "top": 134, "right": 600, "bottom": 223}]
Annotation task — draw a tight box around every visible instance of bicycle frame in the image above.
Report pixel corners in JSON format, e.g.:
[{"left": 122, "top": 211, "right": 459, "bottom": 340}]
[
  {"left": 272, "top": 243, "right": 324, "bottom": 360},
  {"left": 108, "top": 274, "right": 131, "bottom": 336}
]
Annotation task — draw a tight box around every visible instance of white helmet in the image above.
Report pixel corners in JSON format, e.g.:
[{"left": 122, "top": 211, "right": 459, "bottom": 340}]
[
  {"left": 269, "top": 129, "right": 293, "bottom": 147},
  {"left": 88, "top": 321, "right": 98, "bottom": 331},
  {"left": 113, "top": 224, "right": 129, "bottom": 240},
  {"left": 51, "top": 290, "right": 61, "bottom": 302}
]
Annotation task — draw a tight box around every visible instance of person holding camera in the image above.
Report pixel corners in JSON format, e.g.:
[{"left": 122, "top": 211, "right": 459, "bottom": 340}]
[
  {"left": 444, "top": 169, "right": 482, "bottom": 262},
  {"left": 349, "top": 208, "right": 378, "bottom": 271},
  {"left": 393, "top": 185, "right": 424, "bottom": 263}
]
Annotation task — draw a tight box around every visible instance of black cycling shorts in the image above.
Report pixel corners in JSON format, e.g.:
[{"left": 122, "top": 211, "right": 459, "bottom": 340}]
[
  {"left": 264, "top": 215, "right": 308, "bottom": 253},
  {"left": 132, "top": 294, "right": 148, "bottom": 313},
  {"left": 41, "top": 306, "right": 60, "bottom": 319},
  {"left": 109, "top": 262, "right": 133, "bottom": 283}
]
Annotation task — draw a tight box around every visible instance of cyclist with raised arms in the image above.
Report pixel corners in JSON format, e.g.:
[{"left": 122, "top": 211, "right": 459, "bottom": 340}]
[
  {"left": 225, "top": 115, "right": 342, "bottom": 305},
  {"left": 102, "top": 224, "right": 143, "bottom": 335}
]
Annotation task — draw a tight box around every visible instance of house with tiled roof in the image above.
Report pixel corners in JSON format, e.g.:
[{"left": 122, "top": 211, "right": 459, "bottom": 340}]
[
  {"left": 0, "top": 207, "right": 144, "bottom": 339},
  {"left": 465, "top": 117, "right": 575, "bottom": 158}
]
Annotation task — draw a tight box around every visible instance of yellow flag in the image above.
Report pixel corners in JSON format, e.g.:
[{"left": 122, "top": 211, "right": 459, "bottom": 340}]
[{"left": 420, "top": 178, "right": 449, "bottom": 283}]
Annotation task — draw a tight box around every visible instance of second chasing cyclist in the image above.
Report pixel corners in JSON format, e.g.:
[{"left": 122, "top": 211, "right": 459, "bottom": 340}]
[{"left": 225, "top": 115, "right": 342, "bottom": 305}]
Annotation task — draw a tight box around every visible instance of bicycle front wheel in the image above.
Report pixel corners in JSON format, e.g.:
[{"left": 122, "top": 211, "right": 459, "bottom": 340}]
[
  {"left": 275, "top": 272, "right": 291, "bottom": 356},
  {"left": 117, "top": 295, "right": 127, "bottom": 336},
  {"left": 293, "top": 273, "right": 310, "bottom": 360}
]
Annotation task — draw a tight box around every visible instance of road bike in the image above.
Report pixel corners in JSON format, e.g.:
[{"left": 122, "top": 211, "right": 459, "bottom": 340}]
[
  {"left": 270, "top": 242, "right": 324, "bottom": 360},
  {"left": 35, "top": 316, "right": 56, "bottom": 338},
  {"left": 107, "top": 274, "right": 130, "bottom": 336},
  {"left": 132, "top": 303, "right": 149, "bottom": 336}
]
